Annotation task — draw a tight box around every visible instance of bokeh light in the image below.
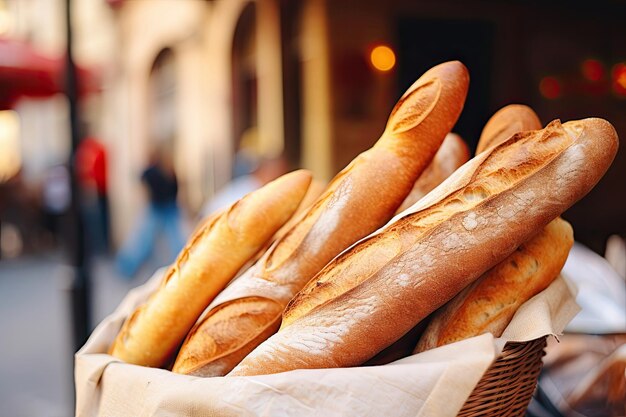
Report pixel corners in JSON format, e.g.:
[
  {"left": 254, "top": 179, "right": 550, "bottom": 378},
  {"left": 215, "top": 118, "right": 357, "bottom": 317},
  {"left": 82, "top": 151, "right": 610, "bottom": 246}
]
[
  {"left": 370, "top": 45, "right": 396, "bottom": 72},
  {"left": 581, "top": 59, "right": 605, "bottom": 82},
  {"left": 611, "top": 63, "right": 626, "bottom": 96},
  {"left": 539, "top": 76, "right": 561, "bottom": 99}
]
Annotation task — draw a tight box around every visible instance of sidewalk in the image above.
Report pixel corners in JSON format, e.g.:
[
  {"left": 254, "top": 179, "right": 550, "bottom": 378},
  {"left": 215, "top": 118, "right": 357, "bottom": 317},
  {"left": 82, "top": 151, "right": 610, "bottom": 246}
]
[{"left": 0, "top": 253, "right": 160, "bottom": 417}]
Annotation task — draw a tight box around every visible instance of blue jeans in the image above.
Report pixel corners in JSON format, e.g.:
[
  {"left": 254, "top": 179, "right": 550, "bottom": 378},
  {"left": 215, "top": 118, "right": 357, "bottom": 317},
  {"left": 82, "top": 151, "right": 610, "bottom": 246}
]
[{"left": 115, "top": 202, "right": 185, "bottom": 278}]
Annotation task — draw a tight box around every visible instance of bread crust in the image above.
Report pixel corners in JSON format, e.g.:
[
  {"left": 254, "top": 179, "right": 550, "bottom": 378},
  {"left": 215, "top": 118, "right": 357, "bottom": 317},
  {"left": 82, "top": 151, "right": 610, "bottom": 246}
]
[
  {"left": 371, "top": 104, "right": 541, "bottom": 360},
  {"left": 173, "top": 297, "right": 283, "bottom": 377},
  {"left": 413, "top": 102, "right": 551, "bottom": 353},
  {"left": 231, "top": 118, "right": 618, "bottom": 376},
  {"left": 108, "top": 170, "right": 312, "bottom": 367},
  {"left": 382, "top": 104, "right": 542, "bottom": 358},
  {"left": 173, "top": 61, "right": 470, "bottom": 376}
]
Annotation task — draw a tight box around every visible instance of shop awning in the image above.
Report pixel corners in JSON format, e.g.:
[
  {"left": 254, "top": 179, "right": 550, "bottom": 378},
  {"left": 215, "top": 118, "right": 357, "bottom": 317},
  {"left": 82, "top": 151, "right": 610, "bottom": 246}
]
[{"left": 0, "top": 37, "right": 99, "bottom": 110}]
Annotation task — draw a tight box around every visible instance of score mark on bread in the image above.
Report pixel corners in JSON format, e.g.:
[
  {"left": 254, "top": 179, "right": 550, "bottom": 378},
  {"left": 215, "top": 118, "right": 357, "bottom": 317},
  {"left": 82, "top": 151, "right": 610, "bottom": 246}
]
[{"left": 387, "top": 79, "right": 441, "bottom": 134}]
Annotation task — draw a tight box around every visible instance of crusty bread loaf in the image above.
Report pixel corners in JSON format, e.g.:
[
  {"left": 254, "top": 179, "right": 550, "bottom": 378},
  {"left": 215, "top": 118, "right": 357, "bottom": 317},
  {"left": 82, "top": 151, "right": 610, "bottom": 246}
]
[
  {"left": 414, "top": 217, "right": 573, "bottom": 353},
  {"left": 395, "top": 132, "right": 470, "bottom": 213},
  {"left": 230, "top": 118, "right": 618, "bottom": 376},
  {"left": 108, "top": 170, "right": 312, "bottom": 367},
  {"left": 374, "top": 105, "right": 540, "bottom": 361},
  {"left": 172, "top": 61, "right": 470, "bottom": 377},
  {"left": 413, "top": 101, "right": 549, "bottom": 352},
  {"left": 476, "top": 104, "right": 541, "bottom": 154}
]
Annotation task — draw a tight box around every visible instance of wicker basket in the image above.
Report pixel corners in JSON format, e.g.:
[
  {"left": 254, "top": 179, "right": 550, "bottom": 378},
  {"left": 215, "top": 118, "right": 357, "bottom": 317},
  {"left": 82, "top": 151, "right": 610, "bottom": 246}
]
[{"left": 458, "top": 336, "right": 547, "bottom": 417}]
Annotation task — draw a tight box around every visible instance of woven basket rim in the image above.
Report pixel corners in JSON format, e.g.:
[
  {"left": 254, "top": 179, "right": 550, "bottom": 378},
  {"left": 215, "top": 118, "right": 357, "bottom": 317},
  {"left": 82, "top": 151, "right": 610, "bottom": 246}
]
[{"left": 457, "top": 336, "right": 547, "bottom": 417}]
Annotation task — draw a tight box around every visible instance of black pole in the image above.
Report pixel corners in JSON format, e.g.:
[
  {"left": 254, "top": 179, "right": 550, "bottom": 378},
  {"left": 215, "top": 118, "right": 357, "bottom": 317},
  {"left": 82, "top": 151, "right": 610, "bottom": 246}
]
[{"left": 65, "top": 0, "right": 91, "bottom": 354}]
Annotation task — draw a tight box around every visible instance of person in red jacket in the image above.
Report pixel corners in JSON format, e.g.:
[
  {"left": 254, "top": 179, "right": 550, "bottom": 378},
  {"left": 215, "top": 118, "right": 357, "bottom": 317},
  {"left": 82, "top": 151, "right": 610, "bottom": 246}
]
[{"left": 76, "top": 136, "right": 110, "bottom": 252}]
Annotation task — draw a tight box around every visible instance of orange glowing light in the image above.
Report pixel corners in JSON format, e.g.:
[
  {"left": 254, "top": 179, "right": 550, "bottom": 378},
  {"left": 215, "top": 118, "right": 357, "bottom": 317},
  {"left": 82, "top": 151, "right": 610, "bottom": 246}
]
[
  {"left": 581, "top": 59, "right": 605, "bottom": 82},
  {"left": 370, "top": 45, "right": 396, "bottom": 72},
  {"left": 539, "top": 76, "right": 561, "bottom": 99},
  {"left": 612, "top": 63, "right": 626, "bottom": 96}
]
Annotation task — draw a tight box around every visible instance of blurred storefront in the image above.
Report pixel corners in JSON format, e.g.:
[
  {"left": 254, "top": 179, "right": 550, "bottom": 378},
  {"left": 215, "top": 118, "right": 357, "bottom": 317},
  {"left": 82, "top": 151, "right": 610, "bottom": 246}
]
[
  {"left": 1, "top": 0, "right": 624, "bottom": 254},
  {"left": 103, "top": 0, "right": 626, "bottom": 253},
  {"left": 1, "top": 0, "right": 283, "bottom": 247},
  {"left": 102, "top": 0, "right": 626, "bottom": 253}
]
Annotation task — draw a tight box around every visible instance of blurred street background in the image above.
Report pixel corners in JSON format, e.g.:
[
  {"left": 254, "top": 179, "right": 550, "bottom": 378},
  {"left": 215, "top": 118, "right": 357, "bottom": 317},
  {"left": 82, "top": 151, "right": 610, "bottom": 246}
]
[
  {"left": 0, "top": 254, "right": 155, "bottom": 416},
  {"left": 0, "top": 0, "right": 625, "bottom": 415}
]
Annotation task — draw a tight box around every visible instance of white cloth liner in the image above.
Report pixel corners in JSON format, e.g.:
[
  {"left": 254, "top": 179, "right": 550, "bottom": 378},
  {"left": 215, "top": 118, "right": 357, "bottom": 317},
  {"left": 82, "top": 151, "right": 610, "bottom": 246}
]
[
  {"left": 75, "top": 269, "right": 578, "bottom": 417},
  {"left": 561, "top": 242, "right": 626, "bottom": 334}
]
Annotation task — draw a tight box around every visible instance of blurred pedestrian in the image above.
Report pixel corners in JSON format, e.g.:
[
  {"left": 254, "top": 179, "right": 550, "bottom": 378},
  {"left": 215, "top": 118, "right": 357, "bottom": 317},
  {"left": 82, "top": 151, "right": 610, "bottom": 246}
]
[
  {"left": 76, "top": 136, "right": 110, "bottom": 253},
  {"left": 115, "top": 146, "right": 184, "bottom": 279}
]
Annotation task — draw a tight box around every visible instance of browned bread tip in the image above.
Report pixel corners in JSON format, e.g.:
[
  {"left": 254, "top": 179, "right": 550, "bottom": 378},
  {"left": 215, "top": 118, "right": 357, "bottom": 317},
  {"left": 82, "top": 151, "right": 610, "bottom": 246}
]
[{"left": 477, "top": 104, "right": 542, "bottom": 154}]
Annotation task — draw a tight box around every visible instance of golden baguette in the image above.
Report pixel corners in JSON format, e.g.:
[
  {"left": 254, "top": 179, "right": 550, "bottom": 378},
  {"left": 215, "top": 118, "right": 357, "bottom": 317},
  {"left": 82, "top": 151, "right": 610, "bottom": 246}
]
[
  {"left": 413, "top": 103, "right": 550, "bottom": 351},
  {"left": 412, "top": 101, "right": 549, "bottom": 349},
  {"left": 172, "top": 61, "right": 470, "bottom": 376},
  {"left": 413, "top": 102, "right": 546, "bottom": 353},
  {"left": 395, "top": 132, "right": 469, "bottom": 213},
  {"left": 476, "top": 104, "right": 541, "bottom": 154},
  {"left": 230, "top": 118, "right": 618, "bottom": 376},
  {"left": 108, "top": 170, "right": 312, "bottom": 367},
  {"left": 374, "top": 104, "right": 542, "bottom": 362},
  {"left": 414, "top": 217, "right": 573, "bottom": 353}
]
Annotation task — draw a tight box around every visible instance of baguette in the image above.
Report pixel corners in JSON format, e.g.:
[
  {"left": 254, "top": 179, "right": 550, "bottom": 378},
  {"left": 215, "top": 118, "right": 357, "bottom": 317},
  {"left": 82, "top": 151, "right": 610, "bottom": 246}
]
[
  {"left": 395, "top": 132, "right": 469, "bottom": 213},
  {"left": 376, "top": 104, "right": 541, "bottom": 358},
  {"left": 476, "top": 104, "right": 541, "bottom": 154},
  {"left": 172, "top": 61, "right": 470, "bottom": 376},
  {"left": 413, "top": 102, "right": 548, "bottom": 353},
  {"left": 374, "top": 105, "right": 540, "bottom": 361},
  {"left": 414, "top": 217, "right": 573, "bottom": 353},
  {"left": 231, "top": 118, "right": 618, "bottom": 376},
  {"left": 108, "top": 170, "right": 312, "bottom": 367}
]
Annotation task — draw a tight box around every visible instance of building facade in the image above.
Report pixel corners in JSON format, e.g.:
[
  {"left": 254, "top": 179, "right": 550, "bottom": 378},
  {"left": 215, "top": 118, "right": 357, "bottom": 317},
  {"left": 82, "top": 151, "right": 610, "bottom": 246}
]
[
  {"left": 3, "top": 0, "right": 624, "bottom": 251},
  {"left": 95, "top": 0, "right": 335, "bottom": 244}
]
